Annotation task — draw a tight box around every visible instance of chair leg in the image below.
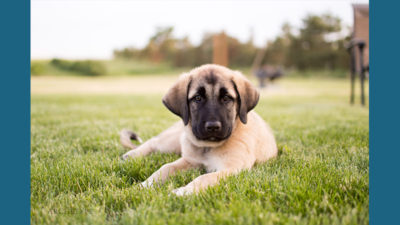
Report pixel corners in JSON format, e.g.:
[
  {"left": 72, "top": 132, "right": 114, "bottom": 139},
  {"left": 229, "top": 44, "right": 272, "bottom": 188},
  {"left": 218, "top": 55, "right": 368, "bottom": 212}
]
[
  {"left": 361, "top": 68, "right": 365, "bottom": 106},
  {"left": 358, "top": 44, "right": 365, "bottom": 106},
  {"left": 350, "top": 48, "right": 356, "bottom": 104}
]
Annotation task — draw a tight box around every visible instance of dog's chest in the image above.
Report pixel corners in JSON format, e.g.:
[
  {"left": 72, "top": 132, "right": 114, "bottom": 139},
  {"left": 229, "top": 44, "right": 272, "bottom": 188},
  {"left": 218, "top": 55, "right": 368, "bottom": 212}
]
[
  {"left": 203, "top": 153, "right": 223, "bottom": 172},
  {"left": 183, "top": 146, "right": 223, "bottom": 172}
]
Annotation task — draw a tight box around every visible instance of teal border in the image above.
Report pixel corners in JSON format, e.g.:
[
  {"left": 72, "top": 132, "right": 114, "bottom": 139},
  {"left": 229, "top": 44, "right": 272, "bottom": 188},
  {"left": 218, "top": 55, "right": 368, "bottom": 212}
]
[
  {"left": 0, "top": 0, "right": 30, "bottom": 224},
  {"left": 370, "top": 0, "right": 400, "bottom": 224},
  {"left": 0, "top": 0, "right": 398, "bottom": 224}
]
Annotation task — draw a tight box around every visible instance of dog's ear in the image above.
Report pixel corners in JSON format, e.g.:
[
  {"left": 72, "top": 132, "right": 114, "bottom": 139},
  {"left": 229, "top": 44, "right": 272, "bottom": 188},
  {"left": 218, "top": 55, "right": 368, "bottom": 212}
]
[
  {"left": 162, "top": 74, "right": 192, "bottom": 125},
  {"left": 232, "top": 72, "right": 259, "bottom": 124}
]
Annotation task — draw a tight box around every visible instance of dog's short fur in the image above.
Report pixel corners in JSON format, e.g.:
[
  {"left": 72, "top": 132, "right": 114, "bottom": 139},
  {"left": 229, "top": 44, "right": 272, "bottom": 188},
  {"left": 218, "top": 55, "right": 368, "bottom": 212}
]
[{"left": 122, "top": 64, "right": 277, "bottom": 195}]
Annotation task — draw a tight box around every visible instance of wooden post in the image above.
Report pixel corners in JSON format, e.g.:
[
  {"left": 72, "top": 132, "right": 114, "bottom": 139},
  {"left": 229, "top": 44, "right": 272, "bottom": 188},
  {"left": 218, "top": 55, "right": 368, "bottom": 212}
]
[{"left": 213, "top": 32, "right": 228, "bottom": 66}]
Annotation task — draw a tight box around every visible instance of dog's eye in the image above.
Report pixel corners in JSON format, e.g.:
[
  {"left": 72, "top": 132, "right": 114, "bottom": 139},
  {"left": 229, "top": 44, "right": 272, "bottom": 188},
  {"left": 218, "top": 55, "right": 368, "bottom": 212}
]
[
  {"left": 222, "top": 95, "right": 231, "bottom": 103},
  {"left": 194, "top": 95, "right": 202, "bottom": 102}
]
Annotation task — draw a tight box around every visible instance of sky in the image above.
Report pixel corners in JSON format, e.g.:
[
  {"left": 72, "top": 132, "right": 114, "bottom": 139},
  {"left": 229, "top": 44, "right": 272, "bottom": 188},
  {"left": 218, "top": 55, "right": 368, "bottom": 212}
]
[{"left": 31, "top": 0, "right": 369, "bottom": 59}]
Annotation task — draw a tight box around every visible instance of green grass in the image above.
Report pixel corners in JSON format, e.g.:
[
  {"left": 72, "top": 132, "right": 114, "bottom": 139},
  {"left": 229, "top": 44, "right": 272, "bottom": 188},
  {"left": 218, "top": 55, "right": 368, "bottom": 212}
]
[
  {"left": 31, "top": 77, "right": 369, "bottom": 225},
  {"left": 31, "top": 59, "right": 349, "bottom": 78},
  {"left": 31, "top": 59, "right": 189, "bottom": 76}
]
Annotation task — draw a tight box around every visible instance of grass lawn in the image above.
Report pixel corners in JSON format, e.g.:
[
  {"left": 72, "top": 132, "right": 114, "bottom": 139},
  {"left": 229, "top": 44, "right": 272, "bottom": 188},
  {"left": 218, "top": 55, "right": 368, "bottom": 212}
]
[{"left": 31, "top": 75, "right": 369, "bottom": 225}]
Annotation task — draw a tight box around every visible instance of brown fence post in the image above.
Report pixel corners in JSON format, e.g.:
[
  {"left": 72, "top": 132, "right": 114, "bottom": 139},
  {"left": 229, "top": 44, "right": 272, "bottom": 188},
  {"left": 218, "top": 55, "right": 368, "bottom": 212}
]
[{"left": 213, "top": 32, "right": 228, "bottom": 66}]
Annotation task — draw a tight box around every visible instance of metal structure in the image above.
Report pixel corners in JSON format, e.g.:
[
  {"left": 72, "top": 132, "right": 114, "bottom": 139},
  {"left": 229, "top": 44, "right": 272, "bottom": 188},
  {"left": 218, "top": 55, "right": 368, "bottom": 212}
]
[
  {"left": 254, "top": 65, "right": 283, "bottom": 88},
  {"left": 251, "top": 46, "right": 284, "bottom": 88},
  {"left": 348, "top": 4, "right": 369, "bottom": 106}
]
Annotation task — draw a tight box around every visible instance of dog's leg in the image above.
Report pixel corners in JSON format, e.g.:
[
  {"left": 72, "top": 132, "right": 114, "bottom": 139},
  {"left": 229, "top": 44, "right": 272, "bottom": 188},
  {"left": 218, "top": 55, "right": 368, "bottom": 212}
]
[
  {"left": 141, "top": 158, "right": 197, "bottom": 188},
  {"left": 122, "top": 122, "right": 183, "bottom": 160},
  {"left": 171, "top": 168, "right": 241, "bottom": 196}
]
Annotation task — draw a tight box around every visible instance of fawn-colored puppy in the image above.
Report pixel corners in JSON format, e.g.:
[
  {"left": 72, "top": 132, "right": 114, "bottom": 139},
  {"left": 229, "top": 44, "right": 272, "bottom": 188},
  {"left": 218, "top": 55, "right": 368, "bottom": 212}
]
[{"left": 121, "top": 64, "right": 277, "bottom": 195}]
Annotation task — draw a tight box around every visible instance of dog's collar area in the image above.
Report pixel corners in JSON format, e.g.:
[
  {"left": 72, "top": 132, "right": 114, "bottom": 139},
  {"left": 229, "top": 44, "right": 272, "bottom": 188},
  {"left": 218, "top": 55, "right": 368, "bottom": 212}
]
[{"left": 201, "top": 147, "right": 211, "bottom": 154}]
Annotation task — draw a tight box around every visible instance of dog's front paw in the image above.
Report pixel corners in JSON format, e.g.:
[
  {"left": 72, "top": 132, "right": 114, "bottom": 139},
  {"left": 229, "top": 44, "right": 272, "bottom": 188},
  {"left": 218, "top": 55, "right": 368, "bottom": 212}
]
[
  {"left": 171, "top": 186, "right": 193, "bottom": 196},
  {"left": 122, "top": 151, "right": 138, "bottom": 160},
  {"left": 140, "top": 180, "right": 153, "bottom": 188},
  {"left": 122, "top": 153, "right": 130, "bottom": 160}
]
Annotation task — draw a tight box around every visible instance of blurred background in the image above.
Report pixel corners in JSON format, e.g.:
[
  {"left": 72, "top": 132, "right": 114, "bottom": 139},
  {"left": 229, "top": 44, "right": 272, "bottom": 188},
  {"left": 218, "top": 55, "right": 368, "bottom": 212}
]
[
  {"left": 30, "top": 2, "right": 370, "bottom": 223},
  {"left": 31, "top": 0, "right": 369, "bottom": 104}
]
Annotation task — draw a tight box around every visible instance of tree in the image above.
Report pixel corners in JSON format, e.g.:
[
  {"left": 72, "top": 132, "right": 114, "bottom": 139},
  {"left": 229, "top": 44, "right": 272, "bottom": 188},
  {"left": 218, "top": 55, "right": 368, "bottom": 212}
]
[
  {"left": 286, "top": 13, "right": 349, "bottom": 70},
  {"left": 112, "top": 13, "right": 350, "bottom": 72}
]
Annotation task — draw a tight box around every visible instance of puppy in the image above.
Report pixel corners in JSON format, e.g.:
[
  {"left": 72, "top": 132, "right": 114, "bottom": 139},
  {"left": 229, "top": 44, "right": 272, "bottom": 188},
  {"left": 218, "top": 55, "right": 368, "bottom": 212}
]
[{"left": 121, "top": 64, "right": 277, "bottom": 195}]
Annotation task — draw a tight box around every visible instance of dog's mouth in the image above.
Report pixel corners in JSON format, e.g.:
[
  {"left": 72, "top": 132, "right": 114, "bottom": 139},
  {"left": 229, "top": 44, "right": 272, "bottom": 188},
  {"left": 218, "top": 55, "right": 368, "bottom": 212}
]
[
  {"left": 203, "top": 136, "right": 226, "bottom": 142},
  {"left": 207, "top": 137, "right": 220, "bottom": 141},
  {"left": 193, "top": 128, "right": 232, "bottom": 142}
]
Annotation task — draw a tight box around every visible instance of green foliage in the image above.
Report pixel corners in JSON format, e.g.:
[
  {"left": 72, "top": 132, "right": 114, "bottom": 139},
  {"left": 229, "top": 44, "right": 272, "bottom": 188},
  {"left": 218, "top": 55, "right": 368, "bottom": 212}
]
[
  {"left": 114, "top": 28, "right": 215, "bottom": 68},
  {"left": 50, "top": 59, "right": 107, "bottom": 76},
  {"left": 103, "top": 59, "right": 182, "bottom": 75},
  {"left": 287, "top": 69, "right": 348, "bottom": 78},
  {"left": 31, "top": 59, "right": 190, "bottom": 76},
  {"left": 283, "top": 14, "right": 350, "bottom": 70},
  {"left": 228, "top": 37, "right": 258, "bottom": 67},
  {"left": 114, "top": 13, "right": 351, "bottom": 72},
  {"left": 31, "top": 61, "right": 45, "bottom": 75},
  {"left": 31, "top": 78, "right": 368, "bottom": 224}
]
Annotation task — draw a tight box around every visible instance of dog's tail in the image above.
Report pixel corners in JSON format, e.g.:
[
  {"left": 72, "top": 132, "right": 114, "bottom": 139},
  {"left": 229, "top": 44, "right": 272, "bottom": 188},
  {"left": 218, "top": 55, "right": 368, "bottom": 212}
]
[{"left": 120, "top": 129, "right": 143, "bottom": 149}]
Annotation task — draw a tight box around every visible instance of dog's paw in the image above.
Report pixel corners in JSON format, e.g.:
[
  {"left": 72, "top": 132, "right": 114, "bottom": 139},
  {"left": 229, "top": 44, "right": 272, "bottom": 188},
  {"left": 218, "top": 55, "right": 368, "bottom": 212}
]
[
  {"left": 121, "top": 153, "right": 131, "bottom": 160},
  {"left": 171, "top": 187, "right": 193, "bottom": 196},
  {"left": 140, "top": 180, "right": 153, "bottom": 188},
  {"left": 121, "top": 154, "right": 129, "bottom": 160},
  {"left": 122, "top": 152, "right": 138, "bottom": 161}
]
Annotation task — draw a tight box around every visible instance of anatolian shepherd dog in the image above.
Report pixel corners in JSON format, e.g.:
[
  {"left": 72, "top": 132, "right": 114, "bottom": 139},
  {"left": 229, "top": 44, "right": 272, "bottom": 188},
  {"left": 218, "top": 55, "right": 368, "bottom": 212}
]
[{"left": 121, "top": 64, "right": 277, "bottom": 196}]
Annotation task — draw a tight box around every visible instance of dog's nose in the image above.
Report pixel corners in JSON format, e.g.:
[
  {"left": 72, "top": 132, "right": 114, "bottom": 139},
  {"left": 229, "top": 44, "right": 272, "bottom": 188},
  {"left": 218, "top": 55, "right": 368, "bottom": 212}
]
[{"left": 205, "top": 121, "right": 222, "bottom": 132}]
